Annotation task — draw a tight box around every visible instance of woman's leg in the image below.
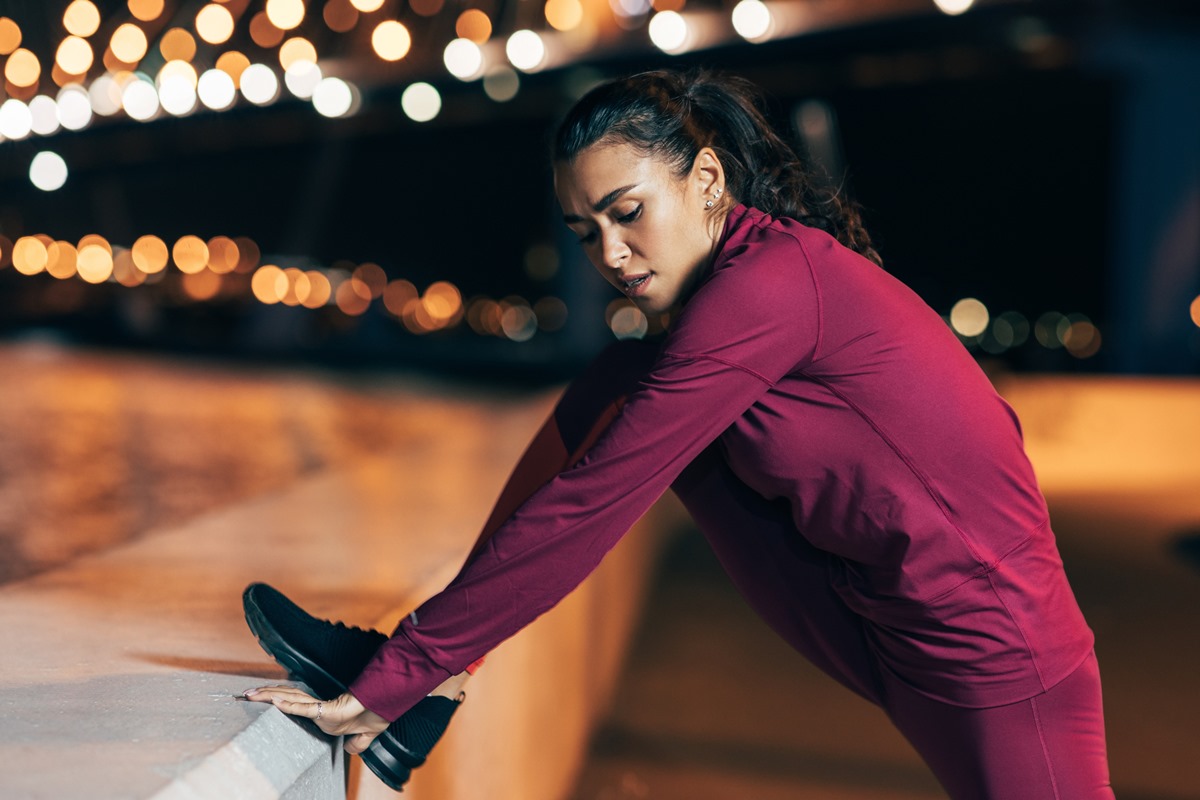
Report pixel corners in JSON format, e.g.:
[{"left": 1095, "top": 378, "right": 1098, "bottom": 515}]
[
  {"left": 882, "top": 651, "right": 1115, "bottom": 799},
  {"left": 671, "top": 445, "right": 885, "bottom": 705}
]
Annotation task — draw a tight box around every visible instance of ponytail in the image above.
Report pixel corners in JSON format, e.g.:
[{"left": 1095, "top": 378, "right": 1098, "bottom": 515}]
[{"left": 553, "top": 69, "right": 882, "bottom": 267}]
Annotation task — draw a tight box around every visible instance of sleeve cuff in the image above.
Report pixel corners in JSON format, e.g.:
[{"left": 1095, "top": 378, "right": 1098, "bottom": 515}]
[{"left": 348, "top": 629, "right": 455, "bottom": 721}]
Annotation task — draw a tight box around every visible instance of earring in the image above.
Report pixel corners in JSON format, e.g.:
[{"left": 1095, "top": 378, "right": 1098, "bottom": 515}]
[
  {"left": 705, "top": 199, "right": 715, "bottom": 209},
  {"left": 715, "top": 187, "right": 723, "bottom": 197}
]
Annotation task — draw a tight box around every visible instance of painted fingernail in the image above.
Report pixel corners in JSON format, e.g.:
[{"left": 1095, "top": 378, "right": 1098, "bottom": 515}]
[{"left": 243, "top": 689, "right": 259, "bottom": 697}]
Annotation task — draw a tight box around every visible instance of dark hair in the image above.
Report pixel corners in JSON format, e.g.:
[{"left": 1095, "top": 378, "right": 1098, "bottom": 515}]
[{"left": 553, "top": 69, "right": 882, "bottom": 267}]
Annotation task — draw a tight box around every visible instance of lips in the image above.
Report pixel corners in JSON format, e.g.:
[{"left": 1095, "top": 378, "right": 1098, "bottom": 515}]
[{"left": 620, "top": 273, "right": 651, "bottom": 297}]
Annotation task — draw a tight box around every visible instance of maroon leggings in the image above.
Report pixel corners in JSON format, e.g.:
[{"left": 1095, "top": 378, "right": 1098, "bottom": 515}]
[{"left": 482, "top": 340, "right": 1114, "bottom": 798}]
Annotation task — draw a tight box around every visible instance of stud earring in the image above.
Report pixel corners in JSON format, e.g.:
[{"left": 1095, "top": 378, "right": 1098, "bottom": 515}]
[{"left": 705, "top": 199, "right": 715, "bottom": 209}]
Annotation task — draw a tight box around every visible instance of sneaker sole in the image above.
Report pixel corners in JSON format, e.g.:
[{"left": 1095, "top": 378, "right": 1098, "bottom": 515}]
[{"left": 241, "top": 585, "right": 415, "bottom": 790}]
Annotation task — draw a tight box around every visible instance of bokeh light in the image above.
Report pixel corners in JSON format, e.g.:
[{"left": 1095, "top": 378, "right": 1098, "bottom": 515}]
[
  {"left": 483, "top": 66, "right": 519, "bottom": 102},
  {"left": 57, "top": 85, "right": 93, "bottom": 129},
  {"left": 252, "top": 264, "right": 285, "bottom": 303},
  {"left": 182, "top": 270, "right": 222, "bottom": 300},
  {"left": 128, "top": 0, "right": 165, "bottom": 23},
  {"left": 401, "top": 82, "right": 440, "bottom": 122},
  {"left": 410, "top": 0, "right": 445, "bottom": 17},
  {"left": 444, "top": 38, "right": 483, "bottom": 80},
  {"left": 324, "top": 0, "right": 359, "bottom": 32},
  {"left": 88, "top": 74, "right": 123, "bottom": 115},
  {"left": 534, "top": 296, "right": 568, "bottom": 331},
  {"left": 173, "top": 235, "right": 210, "bottom": 274},
  {"left": 649, "top": 11, "right": 689, "bottom": 53},
  {"left": 241, "top": 64, "right": 280, "bottom": 104},
  {"left": 934, "top": 0, "right": 974, "bottom": 15},
  {"left": 506, "top": 30, "right": 545, "bottom": 71},
  {"left": 112, "top": 249, "right": 146, "bottom": 287},
  {"left": 160, "top": 28, "right": 197, "bottom": 62},
  {"left": 301, "top": 271, "right": 332, "bottom": 308},
  {"left": 266, "top": 0, "right": 306, "bottom": 30},
  {"left": 501, "top": 301, "right": 538, "bottom": 341},
  {"left": 313, "top": 77, "right": 354, "bottom": 117},
  {"left": 1063, "top": 318, "right": 1101, "bottom": 359},
  {"left": 335, "top": 277, "right": 371, "bottom": 315},
  {"left": 732, "top": 0, "right": 773, "bottom": 41},
  {"left": 56, "top": 36, "right": 94, "bottom": 75},
  {"left": 206, "top": 236, "right": 240, "bottom": 274},
  {"left": 372, "top": 20, "right": 411, "bottom": 61},
  {"left": 198, "top": 68, "right": 237, "bottom": 109},
  {"left": 456, "top": 9, "right": 493, "bottom": 42},
  {"left": 383, "top": 279, "right": 418, "bottom": 316},
  {"left": 280, "top": 37, "right": 318, "bottom": 70},
  {"left": 607, "top": 299, "right": 648, "bottom": 339},
  {"left": 123, "top": 76, "right": 160, "bottom": 119},
  {"left": 13, "top": 237, "right": 49, "bottom": 276},
  {"left": 0, "top": 18, "right": 22, "bottom": 55},
  {"left": 950, "top": 297, "right": 989, "bottom": 338},
  {"left": 216, "top": 51, "right": 251, "bottom": 85},
  {"left": 63, "top": 1, "right": 101, "bottom": 38},
  {"left": 77, "top": 244, "right": 114, "bottom": 284},
  {"left": 284, "top": 60, "right": 322, "bottom": 98},
  {"left": 132, "top": 235, "right": 169, "bottom": 273},
  {"left": 46, "top": 241, "right": 79, "bottom": 280},
  {"left": 1191, "top": 295, "right": 1200, "bottom": 328},
  {"left": 29, "top": 96, "right": 60, "bottom": 135},
  {"left": 196, "top": 4, "right": 236, "bottom": 45},
  {"left": 545, "top": 0, "right": 584, "bottom": 31},
  {"left": 30, "top": 151, "right": 68, "bottom": 191},
  {"left": 1034, "top": 311, "right": 1067, "bottom": 348},
  {"left": 351, "top": 0, "right": 386, "bottom": 10},
  {"left": 5, "top": 48, "right": 41, "bottom": 88},
  {"left": 0, "top": 99, "right": 33, "bottom": 139},
  {"left": 110, "top": 24, "right": 149, "bottom": 63},
  {"left": 249, "top": 12, "right": 286, "bottom": 48},
  {"left": 159, "top": 75, "right": 198, "bottom": 116}
]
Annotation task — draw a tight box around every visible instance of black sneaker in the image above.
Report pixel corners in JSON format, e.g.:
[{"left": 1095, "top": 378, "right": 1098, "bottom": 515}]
[{"left": 242, "top": 582, "right": 463, "bottom": 791}]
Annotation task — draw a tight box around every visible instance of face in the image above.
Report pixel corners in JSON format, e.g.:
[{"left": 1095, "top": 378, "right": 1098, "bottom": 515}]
[{"left": 554, "top": 140, "right": 724, "bottom": 315}]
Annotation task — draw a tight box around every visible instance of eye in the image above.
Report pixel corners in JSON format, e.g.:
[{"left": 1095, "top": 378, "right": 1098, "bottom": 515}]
[{"left": 617, "top": 204, "right": 642, "bottom": 224}]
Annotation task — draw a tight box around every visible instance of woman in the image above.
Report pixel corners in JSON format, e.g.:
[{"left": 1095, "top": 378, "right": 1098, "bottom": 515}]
[{"left": 245, "top": 69, "right": 1113, "bottom": 798}]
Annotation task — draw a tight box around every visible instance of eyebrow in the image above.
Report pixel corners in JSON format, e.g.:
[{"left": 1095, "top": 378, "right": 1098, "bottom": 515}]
[{"left": 563, "top": 184, "right": 638, "bottom": 224}]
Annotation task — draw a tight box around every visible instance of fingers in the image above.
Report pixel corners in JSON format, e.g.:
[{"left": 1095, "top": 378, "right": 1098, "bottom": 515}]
[{"left": 344, "top": 731, "right": 379, "bottom": 755}]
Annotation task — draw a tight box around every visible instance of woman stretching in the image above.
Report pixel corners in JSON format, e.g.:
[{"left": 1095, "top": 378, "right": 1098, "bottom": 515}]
[{"left": 244, "top": 69, "right": 1114, "bottom": 798}]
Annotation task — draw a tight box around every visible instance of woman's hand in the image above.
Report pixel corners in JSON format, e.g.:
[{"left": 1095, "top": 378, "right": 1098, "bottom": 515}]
[{"left": 243, "top": 686, "right": 390, "bottom": 754}]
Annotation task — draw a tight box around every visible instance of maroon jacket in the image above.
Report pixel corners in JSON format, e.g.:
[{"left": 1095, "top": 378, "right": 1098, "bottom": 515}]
[{"left": 350, "top": 204, "right": 1094, "bottom": 719}]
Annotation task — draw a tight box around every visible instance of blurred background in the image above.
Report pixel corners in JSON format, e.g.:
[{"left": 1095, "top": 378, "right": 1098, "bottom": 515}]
[
  {"left": 1, "top": 1, "right": 1198, "bottom": 797},
  {"left": 0, "top": 0, "right": 1196, "bottom": 379}
]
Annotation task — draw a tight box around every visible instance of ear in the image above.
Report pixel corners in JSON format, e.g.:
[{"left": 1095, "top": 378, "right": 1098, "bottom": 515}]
[{"left": 692, "top": 147, "right": 725, "bottom": 199}]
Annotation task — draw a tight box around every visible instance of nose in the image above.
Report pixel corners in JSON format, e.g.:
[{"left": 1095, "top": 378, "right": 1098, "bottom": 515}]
[{"left": 600, "top": 229, "right": 630, "bottom": 271}]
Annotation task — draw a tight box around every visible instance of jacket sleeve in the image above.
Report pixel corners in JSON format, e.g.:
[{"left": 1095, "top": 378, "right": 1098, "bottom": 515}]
[{"left": 350, "top": 234, "right": 821, "bottom": 720}]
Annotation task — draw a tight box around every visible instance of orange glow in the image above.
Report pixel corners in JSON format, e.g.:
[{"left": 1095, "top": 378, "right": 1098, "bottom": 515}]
[
  {"left": 652, "top": 0, "right": 686, "bottom": 10},
  {"left": 249, "top": 12, "right": 285, "bottom": 48},
  {"left": 5, "top": 48, "right": 41, "bottom": 87},
  {"left": 456, "top": 10, "right": 492, "bottom": 43},
  {"left": 112, "top": 249, "right": 146, "bottom": 286},
  {"left": 53, "top": 64, "right": 82, "bottom": 87},
  {"left": 128, "top": 0, "right": 165, "bottom": 22},
  {"left": 56, "top": 36, "right": 94, "bottom": 75},
  {"left": 371, "top": 20, "right": 411, "bottom": 61},
  {"left": 336, "top": 278, "right": 372, "bottom": 315},
  {"left": 132, "top": 235, "right": 169, "bottom": 273},
  {"left": 0, "top": 18, "right": 22, "bottom": 55},
  {"left": 352, "top": 262, "right": 387, "bottom": 298},
  {"left": 544, "top": 0, "right": 583, "bottom": 32},
  {"left": 234, "top": 237, "right": 260, "bottom": 272},
  {"left": 351, "top": 0, "right": 385, "bottom": 10},
  {"left": 383, "top": 279, "right": 418, "bottom": 316},
  {"left": 206, "top": 236, "right": 239, "bottom": 273},
  {"left": 324, "top": 0, "right": 360, "bottom": 32},
  {"left": 279, "top": 267, "right": 310, "bottom": 305},
  {"left": 160, "top": 28, "right": 197, "bottom": 61},
  {"left": 410, "top": 0, "right": 444, "bottom": 16},
  {"left": 182, "top": 270, "right": 222, "bottom": 300},
  {"left": 252, "top": 264, "right": 285, "bottom": 303},
  {"left": 77, "top": 233, "right": 112, "bottom": 254},
  {"left": 422, "top": 281, "right": 463, "bottom": 323},
  {"left": 110, "top": 24, "right": 149, "bottom": 63},
  {"left": 46, "top": 241, "right": 79, "bottom": 280},
  {"left": 280, "top": 37, "right": 318, "bottom": 70},
  {"left": 216, "top": 51, "right": 251, "bottom": 84},
  {"left": 77, "top": 244, "right": 114, "bottom": 284},
  {"left": 173, "top": 235, "right": 210, "bottom": 274},
  {"left": 266, "top": 0, "right": 306, "bottom": 30},
  {"left": 196, "top": 4, "right": 236, "bottom": 45},
  {"left": 64, "top": 1, "right": 102, "bottom": 37},
  {"left": 1191, "top": 295, "right": 1200, "bottom": 328},
  {"left": 302, "top": 271, "right": 332, "bottom": 308}
]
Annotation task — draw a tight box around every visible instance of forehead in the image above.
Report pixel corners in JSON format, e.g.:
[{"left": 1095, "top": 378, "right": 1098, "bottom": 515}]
[{"left": 553, "top": 141, "right": 672, "bottom": 209}]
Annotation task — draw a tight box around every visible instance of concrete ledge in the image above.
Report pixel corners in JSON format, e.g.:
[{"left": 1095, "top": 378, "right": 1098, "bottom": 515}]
[{"left": 0, "top": 388, "right": 682, "bottom": 799}]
